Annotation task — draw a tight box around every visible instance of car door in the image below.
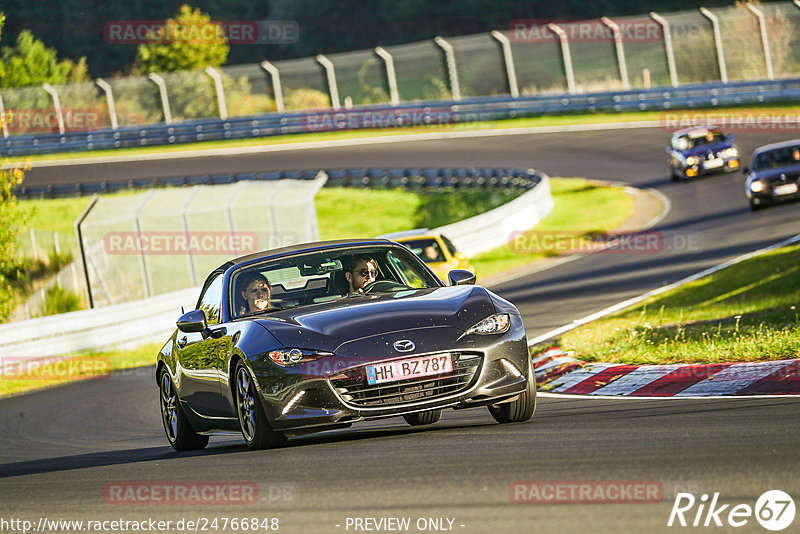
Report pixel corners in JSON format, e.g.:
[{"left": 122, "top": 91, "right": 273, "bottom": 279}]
[{"left": 176, "top": 272, "right": 233, "bottom": 418}]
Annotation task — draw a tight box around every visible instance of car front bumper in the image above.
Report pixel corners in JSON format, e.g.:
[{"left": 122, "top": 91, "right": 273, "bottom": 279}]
[{"left": 251, "top": 321, "right": 531, "bottom": 432}]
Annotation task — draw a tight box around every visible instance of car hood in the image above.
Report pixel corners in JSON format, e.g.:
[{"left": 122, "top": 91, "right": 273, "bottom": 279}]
[
  {"left": 752, "top": 165, "right": 800, "bottom": 182},
  {"left": 253, "top": 285, "right": 496, "bottom": 352},
  {"left": 682, "top": 141, "right": 733, "bottom": 157}
]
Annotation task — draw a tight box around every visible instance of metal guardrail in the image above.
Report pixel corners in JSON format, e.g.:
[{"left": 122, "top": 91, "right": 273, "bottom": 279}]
[
  {"left": 15, "top": 166, "right": 543, "bottom": 199},
  {"left": 4, "top": 77, "right": 800, "bottom": 158},
  {"left": 1, "top": 167, "right": 551, "bottom": 359}
]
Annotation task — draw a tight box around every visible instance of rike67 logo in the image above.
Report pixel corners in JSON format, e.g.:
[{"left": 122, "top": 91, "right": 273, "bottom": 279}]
[{"left": 668, "top": 490, "right": 795, "bottom": 531}]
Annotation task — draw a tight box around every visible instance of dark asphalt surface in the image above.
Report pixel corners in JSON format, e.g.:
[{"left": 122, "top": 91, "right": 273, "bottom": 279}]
[{"left": 3, "top": 127, "right": 800, "bottom": 533}]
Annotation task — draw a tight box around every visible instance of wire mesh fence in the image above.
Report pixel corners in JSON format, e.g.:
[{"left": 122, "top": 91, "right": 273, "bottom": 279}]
[{"left": 2, "top": 2, "right": 800, "bottom": 136}]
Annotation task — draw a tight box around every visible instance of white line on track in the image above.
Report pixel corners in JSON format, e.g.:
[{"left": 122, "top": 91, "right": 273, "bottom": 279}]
[{"left": 16, "top": 120, "right": 662, "bottom": 169}]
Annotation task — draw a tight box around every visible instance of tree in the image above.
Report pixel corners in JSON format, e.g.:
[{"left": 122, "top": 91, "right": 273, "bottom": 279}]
[
  {"left": 0, "top": 30, "right": 88, "bottom": 88},
  {"left": 134, "top": 5, "right": 228, "bottom": 74},
  {"left": 0, "top": 161, "right": 27, "bottom": 322}
]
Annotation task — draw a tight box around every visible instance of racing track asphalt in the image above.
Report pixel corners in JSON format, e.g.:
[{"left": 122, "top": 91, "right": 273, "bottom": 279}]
[{"left": 3, "top": 126, "right": 799, "bottom": 532}]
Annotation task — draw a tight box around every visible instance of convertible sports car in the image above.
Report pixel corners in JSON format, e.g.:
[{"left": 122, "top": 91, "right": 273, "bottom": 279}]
[
  {"left": 666, "top": 126, "right": 740, "bottom": 181},
  {"left": 157, "top": 239, "right": 536, "bottom": 450},
  {"left": 744, "top": 139, "right": 800, "bottom": 210}
]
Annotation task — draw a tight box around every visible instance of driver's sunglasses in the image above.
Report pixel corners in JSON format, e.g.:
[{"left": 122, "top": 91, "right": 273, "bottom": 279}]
[{"left": 354, "top": 268, "right": 377, "bottom": 278}]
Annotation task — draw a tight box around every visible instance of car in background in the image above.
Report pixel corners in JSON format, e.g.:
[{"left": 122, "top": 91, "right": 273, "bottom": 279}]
[
  {"left": 744, "top": 139, "right": 800, "bottom": 211},
  {"left": 667, "top": 126, "right": 740, "bottom": 181},
  {"left": 157, "top": 239, "right": 535, "bottom": 451},
  {"left": 378, "top": 229, "right": 474, "bottom": 281}
]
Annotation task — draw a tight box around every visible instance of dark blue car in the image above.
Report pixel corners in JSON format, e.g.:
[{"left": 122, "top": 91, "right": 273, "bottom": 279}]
[{"left": 666, "top": 126, "right": 740, "bottom": 181}]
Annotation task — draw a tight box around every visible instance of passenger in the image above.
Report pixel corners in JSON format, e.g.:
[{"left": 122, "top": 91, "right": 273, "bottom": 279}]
[
  {"left": 345, "top": 255, "right": 378, "bottom": 295},
  {"left": 424, "top": 245, "right": 440, "bottom": 262},
  {"left": 239, "top": 272, "right": 272, "bottom": 315}
]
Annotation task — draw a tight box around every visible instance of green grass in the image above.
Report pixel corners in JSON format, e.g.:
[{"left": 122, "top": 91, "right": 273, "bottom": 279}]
[
  {"left": 0, "top": 342, "right": 159, "bottom": 397},
  {"left": 554, "top": 243, "right": 800, "bottom": 365},
  {"left": 470, "top": 178, "right": 635, "bottom": 278},
  {"left": 8, "top": 102, "right": 800, "bottom": 164}
]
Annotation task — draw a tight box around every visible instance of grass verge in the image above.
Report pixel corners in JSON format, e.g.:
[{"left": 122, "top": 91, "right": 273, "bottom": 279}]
[
  {"left": 551, "top": 242, "right": 800, "bottom": 365},
  {"left": 9, "top": 102, "right": 800, "bottom": 164},
  {"left": 470, "top": 178, "right": 635, "bottom": 278},
  {"left": 0, "top": 342, "right": 159, "bottom": 397}
]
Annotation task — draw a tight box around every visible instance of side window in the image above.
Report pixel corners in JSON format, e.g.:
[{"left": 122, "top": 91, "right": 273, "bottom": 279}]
[
  {"left": 197, "top": 273, "right": 223, "bottom": 325},
  {"left": 386, "top": 250, "right": 424, "bottom": 288}
]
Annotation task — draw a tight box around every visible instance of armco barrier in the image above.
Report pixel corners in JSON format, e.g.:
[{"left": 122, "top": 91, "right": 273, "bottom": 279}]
[
  {"left": 4, "top": 78, "right": 800, "bottom": 157},
  {"left": 15, "top": 166, "right": 543, "bottom": 199},
  {"left": 1, "top": 167, "right": 551, "bottom": 360}
]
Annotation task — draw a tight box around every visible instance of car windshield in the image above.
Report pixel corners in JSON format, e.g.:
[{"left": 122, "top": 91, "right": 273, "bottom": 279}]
[
  {"left": 400, "top": 238, "right": 445, "bottom": 263},
  {"left": 679, "top": 129, "right": 726, "bottom": 149},
  {"left": 752, "top": 146, "right": 800, "bottom": 172},
  {"left": 231, "top": 246, "right": 441, "bottom": 318}
]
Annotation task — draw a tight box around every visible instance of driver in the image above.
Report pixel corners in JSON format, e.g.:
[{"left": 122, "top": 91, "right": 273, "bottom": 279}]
[
  {"left": 239, "top": 272, "right": 272, "bottom": 315},
  {"left": 345, "top": 255, "right": 377, "bottom": 295}
]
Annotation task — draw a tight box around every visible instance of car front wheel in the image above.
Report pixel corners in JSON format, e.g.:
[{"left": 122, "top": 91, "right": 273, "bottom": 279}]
[
  {"left": 235, "top": 361, "right": 287, "bottom": 450},
  {"left": 159, "top": 369, "right": 209, "bottom": 451},
  {"left": 488, "top": 362, "right": 537, "bottom": 424}
]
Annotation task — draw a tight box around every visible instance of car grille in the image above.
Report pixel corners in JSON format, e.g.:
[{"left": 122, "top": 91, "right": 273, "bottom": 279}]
[{"left": 329, "top": 352, "right": 482, "bottom": 408}]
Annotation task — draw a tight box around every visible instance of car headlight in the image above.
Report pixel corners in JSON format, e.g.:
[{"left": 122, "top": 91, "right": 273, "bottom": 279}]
[
  {"left": 685, "top": 156, "right": 700, "bottom": 166},
  {"left": 750, "top": 181, "right": 764, "bottom": 193},
  {"left": 269, "top": 348, "right": 333, "bottom": 367},
  {"left": 465, "top": 314, "right": 510, "bottom": 335},
  {"left": 721, "top": 147, "right": 738, "bottom": 158}
]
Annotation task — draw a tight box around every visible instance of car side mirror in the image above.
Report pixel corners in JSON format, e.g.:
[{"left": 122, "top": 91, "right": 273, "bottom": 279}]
[
  {"left": 177, "top": 309, "right": 208, "bottom": 333},
  {"left": 454, "top": 252, "right": 467, "bottom": 261},
  {"left": 728, "top": 134, "right": 735, "bottom": 141},
  {"left": 448, "top": 270, "right": 476, "bottom": 286}
]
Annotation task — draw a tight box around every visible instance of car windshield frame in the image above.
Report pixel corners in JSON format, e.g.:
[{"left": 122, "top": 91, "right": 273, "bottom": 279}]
[
  {"left": 228, "top": 244, "right": 442, "bottom": 319},
  {"left": 677, "top": 130, "right": 726, "bottom": 150}
]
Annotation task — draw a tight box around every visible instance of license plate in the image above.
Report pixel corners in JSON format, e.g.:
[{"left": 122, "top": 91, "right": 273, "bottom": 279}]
[
  {"left": 366, "top": 354, "right": 453, "bottom": 385},
  {"left": 703, "top": 159, "right": 723, "bottom": 169},
  {"left": 773, "top": 183, "right": 798, "bottom": 196}
]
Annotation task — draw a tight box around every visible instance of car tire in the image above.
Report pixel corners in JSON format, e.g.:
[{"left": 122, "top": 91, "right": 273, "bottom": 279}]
[
  {"left": 403, "top": 409, "right": 442, "bottom": 426},
  {"left": 159, "top": 369, "right": 209, "bottom": 451},
  {"left": 749, "top": 201, "right": 765, "bottom": 212},
  {"left": 488, "top": 361, "right": 537, "bottom": 424},
  {"left": 234, "top": 361, "right": 287, "bottom": 450},
  {"left": 670, "top": 167, "right": 680, "bottom": 181}
]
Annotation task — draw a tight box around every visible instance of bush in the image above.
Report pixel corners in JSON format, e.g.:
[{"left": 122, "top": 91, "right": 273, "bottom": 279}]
[
  {"left": 41, "top": 283, "right": 81, "bottom": 316},
  {"left": 284, "top": 88, "right": 330, "bottom": 110}
]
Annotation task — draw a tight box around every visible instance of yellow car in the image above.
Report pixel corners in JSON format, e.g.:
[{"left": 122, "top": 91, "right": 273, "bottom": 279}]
[{"left": 380, "top": 230, "right": 474, "bottom": 282}]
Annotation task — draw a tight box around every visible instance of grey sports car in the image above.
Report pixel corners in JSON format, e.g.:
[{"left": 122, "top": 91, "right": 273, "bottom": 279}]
[{"left": 157, "top": 239, "right": 535, "bottom": 450}]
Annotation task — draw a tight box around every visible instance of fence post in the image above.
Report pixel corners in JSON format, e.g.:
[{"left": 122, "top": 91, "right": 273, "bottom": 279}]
[
  {"left": 42, "top": 83, "right": 65, "bottom": 134},
  {"left": 260, "top": 61, "right": 285, "bottom": 113},
  {"left": 490, "top": 31, "right": 519, "bottom": 97},
  {"left": 546, "top": 24, "right": 576, "bottom": 94},
  {"left": 53, "top": 231, "right": 61, "bottom": 257},
  {"left": 601, "top": 17, "right": 630, "bottom": 90},
  {"left": 204, "top": 66, "right": 229, "bottom": 119},
  {"left": 133, "top": 190, "right": 155, "bottom": 298},
  {"left": 316, "top": 55, "right": 341, "bottom": 110},
  {"left": 181, "top": 188, "right": 200, "bottom": 287},
  {"left": 147, "top": 73, "right": 173, "bottom": 124},
  {"left": 74, "top": 195, "right": 99, "bottom": 309},
  {"left": 745, "top": 3, "right": 774, "bottom": 80},
  {"left": 374, "top": 47, "right": 400, "bottom": 106},
  {"left": 433, "top": 37, "right": 461, "bottom": 101},
  {"left": 29, "top": 227, "right": 39, "bottom": 261},
  {"left": 699, "top": 7, "right": 728, "bottom": 83},
  {"left": 95, "top": 78, "right": 119, "bottom": 129},
  {"left": 0, "top": 95, "right": 9, "bottom": 138},
  {"left": 649, "top": 12, "right": 679, "bottom": 88}
]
